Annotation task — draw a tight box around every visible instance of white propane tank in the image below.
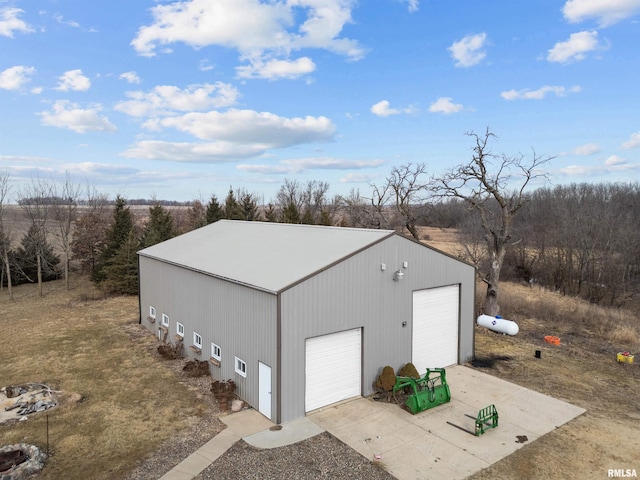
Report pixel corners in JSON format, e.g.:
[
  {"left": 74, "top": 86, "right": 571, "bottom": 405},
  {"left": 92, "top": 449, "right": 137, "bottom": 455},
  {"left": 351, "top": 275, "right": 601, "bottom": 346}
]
[{"left": 477, "top": 314, "right": 519, "bottom": 336}]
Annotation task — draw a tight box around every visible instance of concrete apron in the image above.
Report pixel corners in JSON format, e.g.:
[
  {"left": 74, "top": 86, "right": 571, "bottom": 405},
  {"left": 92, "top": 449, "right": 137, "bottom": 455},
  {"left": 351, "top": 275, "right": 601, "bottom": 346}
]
[{"left": 308, "top": 365, "right": 586, "bottom": 480}]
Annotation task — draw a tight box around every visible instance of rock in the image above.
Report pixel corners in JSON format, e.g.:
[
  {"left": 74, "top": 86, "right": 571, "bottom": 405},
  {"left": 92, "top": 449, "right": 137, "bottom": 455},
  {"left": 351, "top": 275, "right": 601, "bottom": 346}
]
[{"left": 231, "top": 399, "right": 244, "bottom": 412}]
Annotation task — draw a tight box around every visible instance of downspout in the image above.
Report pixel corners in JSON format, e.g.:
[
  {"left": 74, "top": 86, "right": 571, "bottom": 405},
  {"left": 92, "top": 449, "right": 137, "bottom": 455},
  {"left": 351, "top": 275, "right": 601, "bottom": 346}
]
[
  {"left": 276, "top": 292, "right": 282, "bottom": 424},
  {"left": 137, "top": 254, "right": 142, "bottom": 324}
]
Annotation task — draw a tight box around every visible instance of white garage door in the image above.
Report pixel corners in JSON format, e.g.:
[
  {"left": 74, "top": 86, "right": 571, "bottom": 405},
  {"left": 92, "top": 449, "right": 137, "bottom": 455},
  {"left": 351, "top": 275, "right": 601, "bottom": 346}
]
[
  {"left": 305, "top": 328, "right": 361, "bottom": 412},
  {"left": 412, "top": 285, "right": 459, "bottom": 373}
]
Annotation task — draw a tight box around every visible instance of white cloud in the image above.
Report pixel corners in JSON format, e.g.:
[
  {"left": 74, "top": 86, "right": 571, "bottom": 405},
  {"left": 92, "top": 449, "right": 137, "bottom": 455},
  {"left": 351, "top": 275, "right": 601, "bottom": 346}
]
[
  {"left": 66, "top": 162, "right": 140, "bottom": 176},
  {"left": 558, "top": 157, "right": 639, "bottom": 177},
  {"left": 115, "top": 83, "right": 240, "bottom": 117},
  {"left": 54, "top": 13, "right": 80, "bottom": 28},
  {"left": 563, "top": 0, "right": 640, "bottom": 26},
  {"left": 149, "top": 109, "right": 335, "bottom": 144},
  {"left": 236, "top": 56, "right": 315, "bottom": 80},
  {"left": 123, "top": 109, "right": 336, "bottom": 162},
  {"left": 448, "top": 33, "right": 487, "bottom": 67},
  {"left": 39, "top": 100, "right": 117, "bottom": 133},
  {"left": 547, "top": 31, "right": 601, "bottom": 63},
  {"left": 0, "top": 65, "right": 36, "bottom": 90},
  {"left": 199, "top": 60, "right": 215, "bottom": 72},
  {"left": 370, "top": 100, "right": 415, "bottom": 117},
  {"left": 119, "top": 71, "right": 141, "bottom": 84},
  {"left": 339, "top": 172, "right": 379, "bottom": 183},
  {"left": 371, "top": 100, "right": 400, "bottom": 117},
  {"left": 402, "top": 0, "right": 420, "bottom": 13},
  {"left": 428, "top": 97, "right": 463, "bottom": 114},
  {"left": 238, "top": 157, "right": 384, "bottom": 174},
  {"left": 122, "top": 140, "right": 270, "bottom": 162},
  {"left": 571, "top": 143, "right": 601, "bottom": 155},
  {"left": 558, "top": 164, "right": 593, "bottom": 175},
  {"left": 0, "top": 7, "right": 33, "bottom": 37},
  {"left": 621, "top": 131, "right": 640, "bottom": 149},
  {"left": 501, "top": 85, "right": 581, "bottom": 100},
  {"left": 604, "top": 155, "right": 625, "bottom": 166},
  {"left": 131, "top": 0, "right": 364, "bottom": 78},
  {"left": 55, "top": 69, "right": 91, "bottom": 91}
]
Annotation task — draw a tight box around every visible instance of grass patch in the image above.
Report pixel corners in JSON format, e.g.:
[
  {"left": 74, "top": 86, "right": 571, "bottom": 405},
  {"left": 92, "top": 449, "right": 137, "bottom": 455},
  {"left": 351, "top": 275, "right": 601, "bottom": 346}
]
[
  {"left": 0, "top": 278, "right": 212, "bottom": 480},
  {"left": 479, "top": 281, "right": 640, "bottom": 353}
]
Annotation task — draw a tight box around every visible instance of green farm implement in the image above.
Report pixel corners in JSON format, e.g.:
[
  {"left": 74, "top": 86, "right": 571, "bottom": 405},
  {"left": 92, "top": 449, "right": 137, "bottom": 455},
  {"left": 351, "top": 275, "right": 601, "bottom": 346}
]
[
  {"left": 392, "top": 368, "right": 451, "bottom": 414},
  {"left": 447, "top": 404, "right": 499, "bottom": 436}
]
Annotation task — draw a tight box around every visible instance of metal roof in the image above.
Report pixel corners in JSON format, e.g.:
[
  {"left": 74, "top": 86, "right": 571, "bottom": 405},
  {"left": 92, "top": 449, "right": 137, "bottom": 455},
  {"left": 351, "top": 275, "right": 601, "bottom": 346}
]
[{"left": 138, "top": 220, "right": 395, "bottom": 293}]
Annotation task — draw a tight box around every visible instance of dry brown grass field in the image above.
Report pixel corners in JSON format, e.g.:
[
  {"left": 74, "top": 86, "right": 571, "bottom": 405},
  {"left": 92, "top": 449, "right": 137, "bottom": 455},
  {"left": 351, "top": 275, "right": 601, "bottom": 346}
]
[
  {"left": 0, "top": 278, "right": 222, "bottom": 480},
  {"left": 1, "top": 223, "right": 639, "bottom": 479}
]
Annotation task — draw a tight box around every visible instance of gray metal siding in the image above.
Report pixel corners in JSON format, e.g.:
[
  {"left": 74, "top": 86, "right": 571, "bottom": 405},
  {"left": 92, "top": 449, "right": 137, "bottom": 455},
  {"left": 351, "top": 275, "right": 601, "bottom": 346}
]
[
  {"left": 139, "top": 256, "right": 278, "bottom": 418},
  {"left": 278, "top": 235, "right": 475, "bottom": 423}
]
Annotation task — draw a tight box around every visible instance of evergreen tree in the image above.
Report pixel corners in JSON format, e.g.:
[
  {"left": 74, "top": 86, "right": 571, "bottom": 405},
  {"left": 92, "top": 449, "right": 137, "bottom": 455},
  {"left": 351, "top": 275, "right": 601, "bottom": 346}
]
[
  {"left": 72, "top": 211, "right": 107, "bottom": 275},
  {"left": 239, "top": 191, "right": 259, "bottom": 221},
  {"left": 93, "top": 195, "right": 134, "bottom": 283},
  {"left": 319, "top": 209, "right": 333, "bottom": 226},
  {"left": 141, "top": 203, "right": 175, "bottom": 248},
  {"left": 223, "top": 187, "right": 244, "bottom": 220},
  {"left": 281, "top": 201, "right": 301, "bottom": 224},
  {"left": 263, "top": 203, "right": 278, "bottom": 223},
  {"left": 205, "top": 195, "right": 223, "bottom": 224},
  {"left": 13, "top": 224, "right": 60, "bottom": 285},
  {"left": 101, "top": 229, "right": 139, "bottom": 295},
  {"left": 185, "top": 199, "right": 207, "bottom": 231},
  {"left": 301, "top": 207, "right": 314, "bottom": 225}
]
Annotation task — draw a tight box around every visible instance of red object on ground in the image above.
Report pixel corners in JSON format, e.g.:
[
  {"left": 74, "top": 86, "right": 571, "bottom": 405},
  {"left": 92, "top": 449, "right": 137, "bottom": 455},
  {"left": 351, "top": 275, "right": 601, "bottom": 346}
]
[{"left": 544, "top": 335, "right": 561, "bottom": 345}]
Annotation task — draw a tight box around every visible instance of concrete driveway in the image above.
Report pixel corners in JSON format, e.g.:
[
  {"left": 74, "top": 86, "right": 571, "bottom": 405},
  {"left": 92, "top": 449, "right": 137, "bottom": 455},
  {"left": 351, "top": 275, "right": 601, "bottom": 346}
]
[{"left": 308, "top": 365, "right": 585, "bottom": 480}]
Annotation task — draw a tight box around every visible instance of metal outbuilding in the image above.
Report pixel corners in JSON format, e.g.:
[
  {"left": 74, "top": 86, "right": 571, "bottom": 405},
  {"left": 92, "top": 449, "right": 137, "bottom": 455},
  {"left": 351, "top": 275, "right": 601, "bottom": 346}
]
[{"left": 138, "top": 220, "right": 475, "bottom": 424}]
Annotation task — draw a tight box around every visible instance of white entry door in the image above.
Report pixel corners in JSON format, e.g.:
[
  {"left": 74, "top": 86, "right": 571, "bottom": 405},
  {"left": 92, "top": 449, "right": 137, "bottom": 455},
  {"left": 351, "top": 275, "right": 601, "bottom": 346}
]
[{"left": 258, "top": 362, "right": 272, "bottom": 420}]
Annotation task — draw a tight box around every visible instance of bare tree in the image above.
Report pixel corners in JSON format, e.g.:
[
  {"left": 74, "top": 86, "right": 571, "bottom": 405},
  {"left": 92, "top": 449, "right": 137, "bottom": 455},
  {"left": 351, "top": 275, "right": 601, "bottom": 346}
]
[
  {"left": 274, "top": 179, "right": 333, "bottom": 224},
  {"left": 0, "top": 172, "right": 14, "bottom": 300},
  {"left": 51, "top": 172, "right": 82, "bottom": 290},
  {"left": 385, "top": 163, "right": 430, "bottom": 241},
  {"left": 19, "top": 176, "right": 54, "bottom": 296},
  {"left": 431, "top": 129, "right": 552, "bottom": 315},
  {"left": 275, "top": 179, "right": 304, "bottom": 223},
  {"left": 368, "top": 182, "right": 393, "bottom": 229},
  {"left": 340, "top": 188, "right": 389, "bottom": 229}
]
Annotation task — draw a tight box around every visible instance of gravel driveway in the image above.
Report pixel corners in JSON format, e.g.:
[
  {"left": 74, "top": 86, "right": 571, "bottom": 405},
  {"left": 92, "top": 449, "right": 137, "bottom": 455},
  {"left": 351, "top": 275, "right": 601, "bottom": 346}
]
[{"left": 198, "top": 431, "right": 396, "bottom": 480}]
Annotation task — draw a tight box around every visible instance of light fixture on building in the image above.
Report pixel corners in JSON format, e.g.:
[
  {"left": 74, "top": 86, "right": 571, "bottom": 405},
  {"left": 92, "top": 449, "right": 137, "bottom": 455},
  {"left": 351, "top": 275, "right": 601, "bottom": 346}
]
[{"left": 393, "top": 270, "right": 404, "bottom": 281}]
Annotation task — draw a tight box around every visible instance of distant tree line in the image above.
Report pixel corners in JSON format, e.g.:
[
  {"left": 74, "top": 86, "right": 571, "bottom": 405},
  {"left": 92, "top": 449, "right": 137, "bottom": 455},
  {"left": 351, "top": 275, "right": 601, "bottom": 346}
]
[{"left": 1, "top": 130, "right": 638, "bottom": 310}]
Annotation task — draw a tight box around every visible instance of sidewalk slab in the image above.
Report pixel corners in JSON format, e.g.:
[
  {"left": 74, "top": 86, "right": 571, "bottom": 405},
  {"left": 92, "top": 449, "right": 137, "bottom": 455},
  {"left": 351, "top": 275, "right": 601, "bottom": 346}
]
[
  {"left": 245, "top": 416, "right": 325, "bottom": 448},
  {"left": 220, "top": 408, "right": 275, "bottom": 436}
]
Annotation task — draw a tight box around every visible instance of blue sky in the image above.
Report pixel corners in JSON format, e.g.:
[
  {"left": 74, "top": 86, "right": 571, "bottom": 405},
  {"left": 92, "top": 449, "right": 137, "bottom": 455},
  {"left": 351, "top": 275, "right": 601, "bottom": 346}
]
[{"left": 1, "top": 0, "right": 639, "bottom": 202}]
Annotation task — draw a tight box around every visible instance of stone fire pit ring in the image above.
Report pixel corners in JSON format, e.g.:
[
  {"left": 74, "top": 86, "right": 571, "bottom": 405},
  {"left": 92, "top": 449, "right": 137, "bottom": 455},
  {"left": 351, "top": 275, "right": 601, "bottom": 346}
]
[{"left": 0, "top": 444, "right": 47, "bottom": 480}]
